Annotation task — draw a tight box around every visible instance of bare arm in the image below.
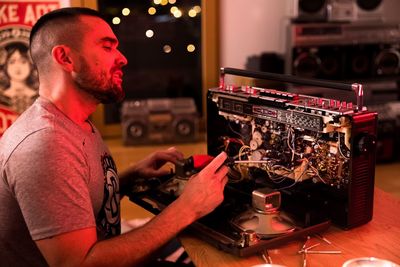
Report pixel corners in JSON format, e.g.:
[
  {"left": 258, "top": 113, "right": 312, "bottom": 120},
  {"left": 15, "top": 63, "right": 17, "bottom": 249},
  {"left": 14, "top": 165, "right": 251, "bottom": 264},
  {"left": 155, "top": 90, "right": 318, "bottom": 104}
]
[{"left": 36, "top": 152, "right": 228, "bottom": 267}]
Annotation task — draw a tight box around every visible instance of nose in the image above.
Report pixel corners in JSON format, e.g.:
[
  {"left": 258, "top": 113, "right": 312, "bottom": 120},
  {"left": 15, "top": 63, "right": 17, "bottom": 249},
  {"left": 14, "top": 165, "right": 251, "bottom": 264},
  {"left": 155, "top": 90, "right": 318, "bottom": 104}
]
[{"left": 116, "top": 49, "right": 128, "bottom": 67}]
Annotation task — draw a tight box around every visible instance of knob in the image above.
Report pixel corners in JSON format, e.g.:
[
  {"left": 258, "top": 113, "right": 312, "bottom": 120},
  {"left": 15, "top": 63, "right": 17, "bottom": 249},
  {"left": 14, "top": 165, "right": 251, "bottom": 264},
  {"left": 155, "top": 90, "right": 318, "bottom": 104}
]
[{"left": 354, "top": 133, "right": 377, "bottom": 156}]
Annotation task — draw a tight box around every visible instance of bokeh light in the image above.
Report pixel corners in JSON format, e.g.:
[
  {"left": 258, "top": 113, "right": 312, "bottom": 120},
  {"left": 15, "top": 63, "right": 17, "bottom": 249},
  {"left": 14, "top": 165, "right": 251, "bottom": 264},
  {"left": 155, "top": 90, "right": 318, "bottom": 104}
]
[
  {"left": 112, "top": 17, "right": 121, "bottom": 24},
  {"left": 163, "top": 45, "right": 172, "bottom": 53},
  {"left": 187, "top": 44, "right": 195, "bottom": 52}
]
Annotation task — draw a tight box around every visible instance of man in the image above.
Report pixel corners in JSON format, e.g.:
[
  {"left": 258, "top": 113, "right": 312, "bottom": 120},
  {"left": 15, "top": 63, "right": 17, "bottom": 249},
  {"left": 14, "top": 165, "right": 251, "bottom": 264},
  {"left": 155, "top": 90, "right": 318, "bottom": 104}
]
[{"left": 0, "top": 7, "right": 228, "bottom": 267}]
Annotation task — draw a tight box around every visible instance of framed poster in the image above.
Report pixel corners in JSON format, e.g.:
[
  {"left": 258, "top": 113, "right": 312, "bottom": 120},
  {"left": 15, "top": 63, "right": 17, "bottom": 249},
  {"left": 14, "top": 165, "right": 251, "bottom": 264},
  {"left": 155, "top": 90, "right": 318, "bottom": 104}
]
[{"left": 0, "top": 0, "right": 69, "bottom": 136}]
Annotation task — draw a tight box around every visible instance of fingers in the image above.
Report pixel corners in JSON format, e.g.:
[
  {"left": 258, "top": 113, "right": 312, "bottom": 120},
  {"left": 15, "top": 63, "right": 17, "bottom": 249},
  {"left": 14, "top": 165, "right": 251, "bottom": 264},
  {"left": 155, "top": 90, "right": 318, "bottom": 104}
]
[
  {"left": 202, "top": 151, "right": 227, "bottom": 174},
  {"left": 151, "top": 168, "right": 171, "bottom": 177},
  {"left": 153, "top": 147, "right": 184, "bottom": 165},
  {"left": 214, "top": 165, "right": 229, "bottom": 181},
  {"left": 166, "top": 147, "right": 184, "bottom": 160},
  {"left": 158, "top": 147, "right": 184, "bottom": 163},
  {"left": 221, "top": 175, "right": 228, "bottom": 186}
]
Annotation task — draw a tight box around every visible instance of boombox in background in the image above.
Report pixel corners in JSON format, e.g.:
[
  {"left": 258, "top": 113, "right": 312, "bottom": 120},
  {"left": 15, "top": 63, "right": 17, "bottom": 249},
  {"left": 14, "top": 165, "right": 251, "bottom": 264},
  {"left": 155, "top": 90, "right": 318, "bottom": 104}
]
[
  {"left": 286, "top": 22, "right": 400, "bottom": 80},
  {"left": 285, "top": 22, "right": 400, "bottom": 161},
  {"left": 368, "top": 102, "right": 400, "bottom": 161},
  {"left": 290, "top": 0, "right": 384, "bottom": 22},
  {"left": 285, "top": 22, "right": 400, "bottom": 104},
  {"left": 121, "top": 98, "right": 199, "bottom": 145}
]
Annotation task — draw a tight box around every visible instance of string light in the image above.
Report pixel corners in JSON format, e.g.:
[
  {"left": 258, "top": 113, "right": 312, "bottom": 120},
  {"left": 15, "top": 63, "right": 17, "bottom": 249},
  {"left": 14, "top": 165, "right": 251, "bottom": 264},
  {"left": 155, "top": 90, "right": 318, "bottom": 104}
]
[
  {"left": 188, "top": 9, "right": 196, "bottom": 17},
  {"left": 148, "top": 7, "right": 156, "bottom": 15},
  {"left": 163, "top": 45, "right": 172, "bottom": 53},
  {"left": 193, "top": 5, "right": 201, "bottom": 13},
  {"left": 146, "top": 29, "right": 154, "bottom": 38},
  {"left": 112, "top": 17, "right": 121, "bottom": 24},
  {"left": 153, "top": 0, "right": 161, "bottom": 4},
  {"left": 170, "top": 6, "right": 178, "bottom": 14},
  {"left": 187, "top": 44, "right": 195, "bottom": 52},
  {"left": 168, "top": 0, "right": 176, "bottom": 4},
  {"left": 173, "top": 9, "right": 182, "bottom": 18},
  {"left": 160, "top": 0, "right": 168, "bottom": 5},
  {"left": 122, "top": 8, "right": 130, "bottom": 16}
]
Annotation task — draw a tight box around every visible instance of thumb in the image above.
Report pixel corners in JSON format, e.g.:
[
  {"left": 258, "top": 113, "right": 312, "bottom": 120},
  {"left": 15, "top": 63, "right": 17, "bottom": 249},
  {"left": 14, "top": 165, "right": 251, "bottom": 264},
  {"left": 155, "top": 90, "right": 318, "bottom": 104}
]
[{"left": 151, "top": 168, "right": 171, "bottom": 177}]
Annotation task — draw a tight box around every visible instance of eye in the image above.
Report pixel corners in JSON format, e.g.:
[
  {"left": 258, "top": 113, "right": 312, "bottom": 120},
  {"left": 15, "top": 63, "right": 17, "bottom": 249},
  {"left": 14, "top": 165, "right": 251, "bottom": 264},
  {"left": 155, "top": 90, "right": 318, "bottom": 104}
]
[{"left": 103, "top": 46, "right": 112, "bottom": 51}]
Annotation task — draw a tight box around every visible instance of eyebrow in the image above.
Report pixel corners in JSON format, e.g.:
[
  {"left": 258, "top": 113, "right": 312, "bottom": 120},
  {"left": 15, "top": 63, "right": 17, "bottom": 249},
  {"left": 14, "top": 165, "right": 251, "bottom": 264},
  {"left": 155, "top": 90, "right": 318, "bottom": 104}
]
[{"left": 100, "top": 37, "right": 119, "bottom": 46}]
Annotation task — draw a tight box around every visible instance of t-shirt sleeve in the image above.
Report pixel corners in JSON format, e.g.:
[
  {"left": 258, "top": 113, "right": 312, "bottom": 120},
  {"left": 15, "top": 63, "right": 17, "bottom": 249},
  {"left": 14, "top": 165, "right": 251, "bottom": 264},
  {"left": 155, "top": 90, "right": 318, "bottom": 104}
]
[{"left": 5, "top": 128, "right": 96, "bottom": 240}]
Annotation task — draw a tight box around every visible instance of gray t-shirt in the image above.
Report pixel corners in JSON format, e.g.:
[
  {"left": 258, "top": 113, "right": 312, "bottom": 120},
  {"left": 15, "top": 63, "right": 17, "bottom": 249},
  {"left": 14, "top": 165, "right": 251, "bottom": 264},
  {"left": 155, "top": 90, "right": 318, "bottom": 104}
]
[{"left": 0, "top": 97, "right": 120, "bottom": 266}]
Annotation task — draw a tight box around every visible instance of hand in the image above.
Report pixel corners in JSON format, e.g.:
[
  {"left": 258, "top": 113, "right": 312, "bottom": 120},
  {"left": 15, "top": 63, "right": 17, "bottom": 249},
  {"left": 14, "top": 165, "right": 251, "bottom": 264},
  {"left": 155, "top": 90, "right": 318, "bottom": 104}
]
[
  {"left": 130, "top": 147, "right": 184, "bottom": 178},
  {"left": 177, "top": 151, "right": 229, "bottom": 220}
]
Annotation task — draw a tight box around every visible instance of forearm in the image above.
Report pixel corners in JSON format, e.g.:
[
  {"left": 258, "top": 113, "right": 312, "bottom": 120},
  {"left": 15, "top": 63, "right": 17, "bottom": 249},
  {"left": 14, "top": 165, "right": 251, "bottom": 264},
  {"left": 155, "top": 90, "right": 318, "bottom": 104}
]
[
  {"left": 119, "top": 165, "right": 145, "bottom": 197},
  {"left": 81, "top": 198, "right": 195, "bottom": 267},
  {"left": 118, "top": 167, "right": 134, "bottom": 197},
  {"left": 38, "top": 152, "right": 227, "bottom": 267}
]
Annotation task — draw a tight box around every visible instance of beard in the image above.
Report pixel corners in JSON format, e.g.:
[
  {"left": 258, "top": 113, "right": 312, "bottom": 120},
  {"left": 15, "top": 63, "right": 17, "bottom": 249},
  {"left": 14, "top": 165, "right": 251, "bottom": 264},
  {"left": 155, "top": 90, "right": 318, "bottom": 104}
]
[{"left": 74, "top": 57, "right": 125, "bottom": 104}]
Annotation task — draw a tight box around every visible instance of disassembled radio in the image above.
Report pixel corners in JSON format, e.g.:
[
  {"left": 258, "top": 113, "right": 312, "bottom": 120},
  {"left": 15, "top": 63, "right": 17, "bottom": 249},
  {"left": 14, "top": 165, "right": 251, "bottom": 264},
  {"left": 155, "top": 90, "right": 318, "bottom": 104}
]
[{"left": 129, "top": 68, "right": 377, "bottom": 256}]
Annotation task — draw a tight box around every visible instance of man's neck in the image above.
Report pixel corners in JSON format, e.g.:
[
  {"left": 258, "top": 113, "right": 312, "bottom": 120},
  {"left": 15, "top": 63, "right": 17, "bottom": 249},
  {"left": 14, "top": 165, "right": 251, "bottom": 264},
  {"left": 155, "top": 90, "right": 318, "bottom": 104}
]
[{"left": 39, "top": 84, "right": 99, "bottom": 132}]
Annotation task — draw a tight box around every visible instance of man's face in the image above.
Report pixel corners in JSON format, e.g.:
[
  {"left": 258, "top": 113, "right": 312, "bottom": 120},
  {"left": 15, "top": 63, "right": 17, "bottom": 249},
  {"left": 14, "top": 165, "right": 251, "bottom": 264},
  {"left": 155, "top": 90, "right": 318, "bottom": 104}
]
[{"left": 72, "top": 16, "right": 128, "bottom": 104}]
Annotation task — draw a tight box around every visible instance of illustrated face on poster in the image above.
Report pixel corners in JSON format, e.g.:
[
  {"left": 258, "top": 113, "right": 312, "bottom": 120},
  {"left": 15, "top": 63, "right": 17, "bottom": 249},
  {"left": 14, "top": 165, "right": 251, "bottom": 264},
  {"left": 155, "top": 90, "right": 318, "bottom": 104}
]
[
  {"left": 0, "top": 41, "right": 39, "bottom": 113},
  {"left": 0, "top": 1, "right": 63, "bottom": 137},
  {"left": 0, "top": 0, "right": 62, "bottom": 114}
]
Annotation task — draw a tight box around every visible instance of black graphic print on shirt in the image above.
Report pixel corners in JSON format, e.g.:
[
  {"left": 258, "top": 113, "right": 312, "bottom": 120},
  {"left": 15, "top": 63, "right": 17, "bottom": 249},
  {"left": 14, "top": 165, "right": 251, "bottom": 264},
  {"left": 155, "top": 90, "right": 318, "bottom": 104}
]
[{"left": 97, "top": 153, "right": 121, "bottom": 239}]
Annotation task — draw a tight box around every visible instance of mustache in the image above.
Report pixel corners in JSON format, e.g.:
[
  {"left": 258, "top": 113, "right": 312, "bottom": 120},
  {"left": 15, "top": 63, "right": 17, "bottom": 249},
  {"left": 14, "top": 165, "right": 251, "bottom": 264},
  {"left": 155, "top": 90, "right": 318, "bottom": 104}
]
[{"left": 111, "top": 67, "right": 123, "bottom": 76}]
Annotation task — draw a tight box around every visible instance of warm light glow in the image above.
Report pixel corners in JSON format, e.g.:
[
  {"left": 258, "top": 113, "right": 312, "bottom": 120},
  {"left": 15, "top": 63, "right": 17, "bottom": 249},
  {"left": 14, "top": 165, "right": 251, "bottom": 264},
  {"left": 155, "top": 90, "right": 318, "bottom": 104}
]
[
  {"left": 173, "top": 9, "right": 182, "bottom": 18},
  {"left": 112, "top": 17, "right": 121, "bottom": 25},
  {"left": 146, "top": 29, "right": 154, "bottom": 38},
  {"left": 161, "top": 0, "right": 168, "bottom": 5},
  {"left": 168, "top": 0, "right": 176, "bottom": 4},
  {"left": 153, "top": 0, "right": 161, "bottom": 4},
  {"left": 163, "top": 45, "right": 172, "bottom": 53},
  {"left": 170, "top": 7, "right": 182, "bottom": 18},
  {"left": 148, "top": 7, "right": 156, "bottom": 15},
  {"left": 188, "top": 9, "right": 197, "bottom": 17},
  {"left": 122, "top": 8, "right": 130, "bottom": 16},
  {"left": 187, "top": 44, "right": 195, "bottom": 52},
  {"left": 193, "top": 5, "right": 201, "bottom": 13}
]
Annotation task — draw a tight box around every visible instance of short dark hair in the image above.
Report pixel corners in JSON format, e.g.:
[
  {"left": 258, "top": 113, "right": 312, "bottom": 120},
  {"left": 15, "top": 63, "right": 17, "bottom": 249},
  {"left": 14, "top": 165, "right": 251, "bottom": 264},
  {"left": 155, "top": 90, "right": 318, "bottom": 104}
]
[
  {"left": 29, "top": 7, "right": 106, "bottom": 75},
  {"left": 29, "top": 7, "right": 103, "bottom": 45}
]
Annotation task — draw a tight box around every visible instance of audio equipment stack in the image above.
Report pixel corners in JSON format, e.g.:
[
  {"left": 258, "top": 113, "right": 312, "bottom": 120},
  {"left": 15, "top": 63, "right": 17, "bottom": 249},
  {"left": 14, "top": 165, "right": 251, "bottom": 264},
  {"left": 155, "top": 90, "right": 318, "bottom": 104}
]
[
  {"left": 285, "top": 21, "right": 400, "bottom": 105},
  {"left": 292, "top": 0, "right": 384, "bottom": 23},
  {"left": 286, "top": 2, "right": 400, "bottom": 160}
]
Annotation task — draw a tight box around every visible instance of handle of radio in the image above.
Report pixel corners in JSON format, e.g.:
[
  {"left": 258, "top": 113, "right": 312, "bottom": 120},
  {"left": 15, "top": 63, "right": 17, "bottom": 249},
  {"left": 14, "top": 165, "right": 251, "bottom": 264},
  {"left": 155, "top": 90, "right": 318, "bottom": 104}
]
[{"left": 220, "top": 67, "right": 364, "bottom": 111}]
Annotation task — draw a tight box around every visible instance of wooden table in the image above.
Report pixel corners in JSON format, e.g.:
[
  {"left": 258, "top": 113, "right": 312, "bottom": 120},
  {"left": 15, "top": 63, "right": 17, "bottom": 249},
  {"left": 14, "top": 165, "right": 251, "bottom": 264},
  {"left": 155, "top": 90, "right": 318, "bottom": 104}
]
[{"left": 180, "top": 188, "right": 400, "bottom": 267}]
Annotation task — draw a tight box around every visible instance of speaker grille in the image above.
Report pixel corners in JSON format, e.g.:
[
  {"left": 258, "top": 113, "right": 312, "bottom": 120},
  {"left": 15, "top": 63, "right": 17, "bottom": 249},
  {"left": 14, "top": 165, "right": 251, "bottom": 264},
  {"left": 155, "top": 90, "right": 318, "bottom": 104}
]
[
  {"left": 347, "top": 113, "right": 377, "bottom": 228},
  {"left": 356, "top": 0, "right": 382, "bottom": 11},
  {"left": 299, "top": 0, "right": 327, "bottom": 13}
]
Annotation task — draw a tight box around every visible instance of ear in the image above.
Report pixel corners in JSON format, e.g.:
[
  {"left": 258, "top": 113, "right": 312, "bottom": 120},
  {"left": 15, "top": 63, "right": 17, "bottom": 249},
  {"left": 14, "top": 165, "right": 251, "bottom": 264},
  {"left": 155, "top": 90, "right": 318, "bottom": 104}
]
[{"left": 51, "top": 45, "right": 74, "bottom": 72}]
